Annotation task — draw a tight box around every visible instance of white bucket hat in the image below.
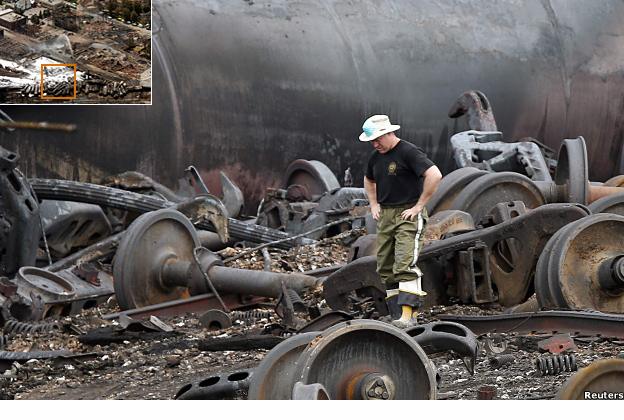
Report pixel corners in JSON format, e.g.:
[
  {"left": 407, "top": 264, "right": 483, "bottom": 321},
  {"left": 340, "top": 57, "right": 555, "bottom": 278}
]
[{"left": 359, "top": 114, "right": 400, "bottom": 142}]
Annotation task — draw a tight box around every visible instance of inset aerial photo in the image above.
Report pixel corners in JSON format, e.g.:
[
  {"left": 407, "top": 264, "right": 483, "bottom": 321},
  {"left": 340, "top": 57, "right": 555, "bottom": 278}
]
[{"left": 0, "top": 0, "right": 150, "bottom": 104}]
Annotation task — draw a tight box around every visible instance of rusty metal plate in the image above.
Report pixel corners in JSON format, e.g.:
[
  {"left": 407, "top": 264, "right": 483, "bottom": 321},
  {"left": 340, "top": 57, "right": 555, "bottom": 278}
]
[
  {"left": 113, "top": 209, "right": 199, "bottom": 310},
  {"left": 425, "top": 167, "right": 487, "bottom": 215},
  {"left": 423, "top": 210, "right": 475, "bottom": 242},
  {"left": 537, "top": 334, "right": 577, "bottom": 355},
  {"left": 449, "top": 172, "right": 545, "bottom": 226},
  {"left": 557, "top": 359, "right": 624, "bottom": 399}
]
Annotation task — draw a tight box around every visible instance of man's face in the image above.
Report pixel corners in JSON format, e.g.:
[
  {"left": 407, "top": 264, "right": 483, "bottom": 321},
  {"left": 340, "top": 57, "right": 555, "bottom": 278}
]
[{"left": 370, "top": 133, "right": 393, "bottom": 154}]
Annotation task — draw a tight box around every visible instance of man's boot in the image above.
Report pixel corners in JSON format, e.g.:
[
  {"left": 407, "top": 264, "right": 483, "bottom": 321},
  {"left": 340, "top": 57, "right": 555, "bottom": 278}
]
[{"left": 391, "top": 292, "right": 426, "bottom": 329}]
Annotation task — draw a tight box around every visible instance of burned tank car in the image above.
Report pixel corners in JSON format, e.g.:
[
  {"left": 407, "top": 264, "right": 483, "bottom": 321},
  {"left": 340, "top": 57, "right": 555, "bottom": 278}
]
[{"left": 2, "top": 0, "right": 624, "bottom": 212}]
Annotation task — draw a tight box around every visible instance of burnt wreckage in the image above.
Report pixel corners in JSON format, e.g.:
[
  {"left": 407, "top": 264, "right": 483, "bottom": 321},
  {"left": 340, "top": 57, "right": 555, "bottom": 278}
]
[{"left": 0, "top": 91, "right": 623, "bottom": 400}]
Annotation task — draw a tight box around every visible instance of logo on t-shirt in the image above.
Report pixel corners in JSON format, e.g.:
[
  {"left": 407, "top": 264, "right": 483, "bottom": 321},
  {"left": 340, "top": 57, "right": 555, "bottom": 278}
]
[{"left": 388, "top": 162, "right": 397, "bottom": 175}]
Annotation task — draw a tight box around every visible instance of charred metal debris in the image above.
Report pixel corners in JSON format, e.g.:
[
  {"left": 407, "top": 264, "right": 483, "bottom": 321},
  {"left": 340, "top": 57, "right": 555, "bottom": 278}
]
[{"left": 2, "top": 91, "right": 624, "bottom": 399}]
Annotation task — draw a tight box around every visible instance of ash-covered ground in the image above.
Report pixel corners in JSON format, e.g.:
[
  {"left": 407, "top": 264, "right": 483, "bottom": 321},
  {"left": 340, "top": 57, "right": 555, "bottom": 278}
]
[{"left": 1, "top": 234, "right": 621, "bottom": 400}]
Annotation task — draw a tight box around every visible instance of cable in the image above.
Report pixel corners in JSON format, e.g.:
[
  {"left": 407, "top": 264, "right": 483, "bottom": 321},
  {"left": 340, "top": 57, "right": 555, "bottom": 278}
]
[{"left": 193, "top": 246, "right": 228, "bottom": 312}]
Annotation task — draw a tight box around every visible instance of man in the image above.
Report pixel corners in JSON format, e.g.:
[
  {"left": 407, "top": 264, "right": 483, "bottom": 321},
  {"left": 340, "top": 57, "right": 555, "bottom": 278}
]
[{"left": 360, "top": 114, "right": 442, "bottom": 328}]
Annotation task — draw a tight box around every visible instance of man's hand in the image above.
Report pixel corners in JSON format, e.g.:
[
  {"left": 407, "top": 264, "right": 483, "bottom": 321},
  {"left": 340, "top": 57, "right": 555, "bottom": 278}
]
[
  {"left": 401, "top": 204, "right": 423, "bottom": 221},
  {"left": 371, "top": 203, "right": 381, "bottom": 220},
  {"left": 364, "top": 176, "right": 381, "bottom": 221}
]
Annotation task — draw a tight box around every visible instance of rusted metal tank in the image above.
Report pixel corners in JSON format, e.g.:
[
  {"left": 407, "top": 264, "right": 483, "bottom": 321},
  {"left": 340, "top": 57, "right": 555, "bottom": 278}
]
[{"left": 2, "top": 0, "right": 624, "bottom": 211}]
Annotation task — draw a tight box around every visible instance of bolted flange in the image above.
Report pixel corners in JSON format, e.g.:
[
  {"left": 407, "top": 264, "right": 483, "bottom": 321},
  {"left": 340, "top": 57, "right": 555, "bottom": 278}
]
[
  {"left": 359, "top": 373, "right": 396, "bottom": 400},
  {"left": 598, "top": 255, "right": 624, "bottom": 295}
]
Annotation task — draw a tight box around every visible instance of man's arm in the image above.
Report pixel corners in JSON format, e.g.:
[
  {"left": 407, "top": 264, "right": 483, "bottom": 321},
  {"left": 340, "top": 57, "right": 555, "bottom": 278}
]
[
  {"left": 401, "top": 165, "right": 442, "bottom": 221},
  {"left": 364, "top": 176, "right": 381, "bottom": 220}
]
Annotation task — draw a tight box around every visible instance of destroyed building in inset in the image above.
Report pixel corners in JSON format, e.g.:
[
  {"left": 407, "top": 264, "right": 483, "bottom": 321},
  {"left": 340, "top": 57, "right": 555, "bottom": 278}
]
[
  {"left": 0, "top": 10, "right": 26, "bottom": 31},
  {"left": 0, "top": 0, "right": 151, "bottom": 103}
]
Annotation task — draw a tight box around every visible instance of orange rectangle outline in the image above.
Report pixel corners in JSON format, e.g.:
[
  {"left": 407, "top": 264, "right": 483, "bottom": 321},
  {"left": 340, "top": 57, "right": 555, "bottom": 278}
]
[{"left": 39, "top": 63, "right": 77, "bottom": 100}]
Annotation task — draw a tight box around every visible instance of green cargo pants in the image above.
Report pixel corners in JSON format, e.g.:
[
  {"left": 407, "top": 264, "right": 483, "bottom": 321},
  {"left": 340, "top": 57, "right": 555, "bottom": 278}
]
[{"left": 376, "top": 204, "right": 428, "bottom": 307}]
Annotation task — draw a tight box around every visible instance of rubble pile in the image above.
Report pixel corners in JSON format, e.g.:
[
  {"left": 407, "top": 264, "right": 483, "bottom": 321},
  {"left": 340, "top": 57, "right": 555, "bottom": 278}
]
[
  {"left": 223, "top": 230, "right": 356, "bottom": 272},
  {"left": 75, "top": 45, "right": 142, "bottom": 78},
  {"left": 0, "top": 64, "right": 27, "bottom": 78}
]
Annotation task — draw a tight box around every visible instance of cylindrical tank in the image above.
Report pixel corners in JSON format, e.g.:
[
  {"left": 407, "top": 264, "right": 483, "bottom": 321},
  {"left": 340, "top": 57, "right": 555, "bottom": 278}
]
[{"left": 2, "top": 0, "right": 624, "bottom": 211}]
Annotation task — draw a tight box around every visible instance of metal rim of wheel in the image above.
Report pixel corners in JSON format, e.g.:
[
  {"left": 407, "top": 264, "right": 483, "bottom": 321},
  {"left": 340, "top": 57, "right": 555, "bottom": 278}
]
[
  {"left": 536, "top": 214, "right": 624, "bottom": 312},
  {"left": 605, "top": 175, "right": 624, "bottom": 188},
  {"left": 113, "top": 208, "right": 199, "bottom": 310},
  {"left": 449, "top": 171, "right": 545, "bottom": 226},
  {"left": 534, "top": 222, "right": 579, "bottom": 309},
  {"left": 588, "top": 192, "right": 624, "bottom": 216},
  {"left": 292, "top": 382, "right": 331, "bottom": 400},
  {"left": 247, "top": 332, "right": 318, "bottom": 400},
  {"left": 283, "top": 159, "right": 340, "bottom": 197},
  {"left": 534, "top": 227, "right": 562, "bottom": 308},
  {"left": 295, "top": 320, "right": 437, "bottom": 400},
  {"left": 425, "top": 167, "right": 487, "bottom": 215},
  {"left": 554, "top": 136, "right": 589, "bottom": 205},
  {"left": 557, "top": 359, "right": 624, "bottom": 399}
]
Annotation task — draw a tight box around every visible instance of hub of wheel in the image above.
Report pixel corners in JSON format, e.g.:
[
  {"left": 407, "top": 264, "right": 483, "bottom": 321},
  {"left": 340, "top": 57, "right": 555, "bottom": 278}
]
[
  {"left": 535, "top": 213, "right": 624, "bottom": 312},
  {"left": 249, "top": 320, "right": 437, "bottom": 400},
  {"left": 295, "top": 320, "right": 436, "bottom": 400},
  {"left": 357, "top": 373, "right": 396, "bottom": 400},
  {"left": 598, "top": 255, "right": 624, "bottom": 295}
]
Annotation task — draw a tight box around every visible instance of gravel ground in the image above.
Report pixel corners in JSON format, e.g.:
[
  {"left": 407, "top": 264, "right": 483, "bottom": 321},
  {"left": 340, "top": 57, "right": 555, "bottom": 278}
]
[{"left": 1, "top": 234, "right": 622, "bottom": 400}]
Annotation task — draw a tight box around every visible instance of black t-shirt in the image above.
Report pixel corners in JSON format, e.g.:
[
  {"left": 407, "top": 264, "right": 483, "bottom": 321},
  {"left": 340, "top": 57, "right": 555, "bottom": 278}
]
[{"left": 365, "top": 140, "right": 434, "bottom": 206}]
